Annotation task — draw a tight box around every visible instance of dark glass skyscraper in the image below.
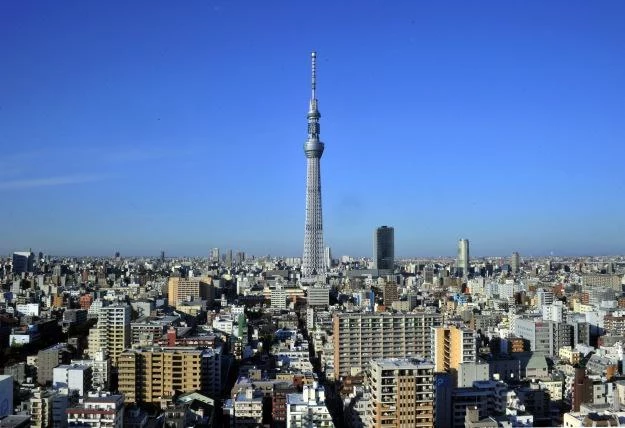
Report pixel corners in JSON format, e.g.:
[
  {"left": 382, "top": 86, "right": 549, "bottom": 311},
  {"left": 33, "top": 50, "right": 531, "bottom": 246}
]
[{"left": 374, "top": 226, "right": 394, "bottom": 271}]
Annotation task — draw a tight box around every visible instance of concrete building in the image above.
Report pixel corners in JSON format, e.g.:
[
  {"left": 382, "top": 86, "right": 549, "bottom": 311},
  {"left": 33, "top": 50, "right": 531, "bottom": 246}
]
[
  {"left": 286, "top": 382, "right": 332, "bottom": 428},
  {"left": 0, "top": 375, "right": 13, "bottom": 419},
  {"left": 65, "top": 394, "right": 124, "bottom": 427},
  {"left": 457, "top": 239, "right": 470, "bottom": 276},
  {"left": 29, "top": 389, "right": 68, "bottom": 428},
  {"left": 514, "top": 318, "right": 572, "bottom": 357},
  {"left": 271, "top": 286, "right": 288, "bottom": 310},
  {"left": 37, "top": 344, "right": 71, "bottom": 386},
  {"left": 52, "top": 365, "right": 92, "bottom": 397},
  {"left": 223, "top": 386, "right": 263, "bottom": 427},
  {"left": 432, "top": 325, "right": 477, "bottom": 384},
  {"left": 117, "top": 346, "right": 222, "bottom": 404},
  {"left": 88, "top": 304, "right": 130, "bottom": 366},
  {"left": 71, "top": 350, "right": 111, "bottom": 391},
  {"left": 167, "top": 277, "right": 214, "bottom": 308},
  {"left": 374, "top": 226, "right": 394, "bottom": 271},
  {"left": 3, "top": 363, "right": 26, "bottom": 385},
  {"left": 367, "top": 358, "right": 434, "bottom": 428},
  {"left": 382, "top": 281, "right": 398, "bottom": 308},
  {"left": 307, "top": 286, "right": 330, "bottom": 307},
  {"left": 333, "top": 312, "right": 442, "bottom": 377},
  {"left": 510, "top": 252, "right": 520, "bottom": 273}
]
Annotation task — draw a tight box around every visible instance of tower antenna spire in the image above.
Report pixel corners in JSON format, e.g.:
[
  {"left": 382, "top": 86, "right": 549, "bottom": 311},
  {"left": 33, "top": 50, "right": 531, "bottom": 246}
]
[{"left": 311, "top": 51, "right": 317, "bottom": 100}]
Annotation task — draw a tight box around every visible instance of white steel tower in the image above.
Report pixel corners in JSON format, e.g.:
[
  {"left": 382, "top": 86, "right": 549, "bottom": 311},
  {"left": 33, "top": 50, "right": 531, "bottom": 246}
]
[{"left": 302, "top": 51, "right": 325, "bottom": 278}]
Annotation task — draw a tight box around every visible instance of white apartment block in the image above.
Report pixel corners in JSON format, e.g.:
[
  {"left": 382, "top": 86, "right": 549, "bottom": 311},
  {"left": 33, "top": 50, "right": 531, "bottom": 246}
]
[{"left": 286, "top": 382, "right": 333, "bottom": 428}]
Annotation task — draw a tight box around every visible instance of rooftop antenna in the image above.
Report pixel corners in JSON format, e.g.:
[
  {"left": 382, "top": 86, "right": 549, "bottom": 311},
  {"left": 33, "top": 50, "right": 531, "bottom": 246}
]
[{"left": 311, "top": 51, "right": 317, "bottom": 100}]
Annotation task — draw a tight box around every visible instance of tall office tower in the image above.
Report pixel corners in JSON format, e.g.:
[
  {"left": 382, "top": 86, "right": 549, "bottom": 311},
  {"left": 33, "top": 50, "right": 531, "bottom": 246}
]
[
  {"left": 226, "top": 249, "right": 233, "bottom": 267},
  {"left": 367, "top": 358, "right": 435, "bottom": 428},
  {"left": 302, "top": 51, "right": 326, "bottom": 278},
  {"left": 160, "top": 250, "right": 165, "bottom": 262},
  {"left": 324, "top": 246, "right": 332, "bottom": 270},
  {"left": 457, "top": 239, "right": 470, "bottom": 275},
  {"left": 374, "top": 226, "right": 395, "bottom": 271},
  {"left": 210, "top": 248, "right": 220, "bottom": 262},
  {"left": 12, "top": 251, "right": 34, "bottom": 274},
  {"left": 511, "top": 252, "right": 520, "bottom": 273},
  {"left": 332, "top": 311, "right": 442, "bottom": 377},
  {"left": 88, "top": 304, "right": 130, "bottom": 366},
  {"left": 432, "top": 325, "right": 478, "bottom": 384}
]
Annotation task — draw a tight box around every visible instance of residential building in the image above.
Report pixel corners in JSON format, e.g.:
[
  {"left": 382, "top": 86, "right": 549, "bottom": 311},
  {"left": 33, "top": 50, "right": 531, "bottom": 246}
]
[
  {"left": 286, "top": 382, "right": 332, "bottom": 428},
  {"left": 29, "top": 389, "right": 68, "bottom": 428},
  {"left": 52, "top": 365, "right": 92, "bottom": 397},
  {"left": 432, "top": 325, "right": 477, "bottom": 384},
  {"left": 366, "top": 358, "right": 434, "bottom": 428},
  {"left": 37, "top": 344, "right": 71, "bottom": 386},
  {"left": 457, "top": 239, "right": 470, "bottom": 276},
  {"left": 88, "top": 304, "right": 130, "bottom": 366},
  {"left": 167, "top": 277, "right": 214, "bottom": 308},
  {"left": 223, "top": 386, "right": 263, "bottom": 427},
  {"left": 333, "top": 312, "right": 442, "bottom": 377},
  {"left": 117, "top": 346, "right": 222, "bottom": 404},
  {"left": 65, "top": 394, "right": 124, "bottom": 428}
]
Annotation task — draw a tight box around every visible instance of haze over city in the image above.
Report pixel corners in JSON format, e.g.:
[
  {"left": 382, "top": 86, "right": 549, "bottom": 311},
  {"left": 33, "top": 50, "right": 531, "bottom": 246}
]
[{"left": 1, "top": 1, "right": 624, "bottom": 257}]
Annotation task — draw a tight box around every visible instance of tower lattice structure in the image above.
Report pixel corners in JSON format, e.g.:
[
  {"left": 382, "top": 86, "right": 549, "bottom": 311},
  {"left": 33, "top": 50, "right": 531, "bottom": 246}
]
[{"left": 302, "top": 51, "right": 325, "bottom": 278}]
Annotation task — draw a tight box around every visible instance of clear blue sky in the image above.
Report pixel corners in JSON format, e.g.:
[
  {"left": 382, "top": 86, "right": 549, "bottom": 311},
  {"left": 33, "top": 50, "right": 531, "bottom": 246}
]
[{"left": 1, "top": 1, "right": 624, "bottom": 258}]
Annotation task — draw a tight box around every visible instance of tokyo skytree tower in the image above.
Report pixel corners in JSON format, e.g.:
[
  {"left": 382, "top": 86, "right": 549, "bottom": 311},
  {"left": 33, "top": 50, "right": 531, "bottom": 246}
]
[{"left": 301, "top": 51, "right": 325, "bottom": 278}]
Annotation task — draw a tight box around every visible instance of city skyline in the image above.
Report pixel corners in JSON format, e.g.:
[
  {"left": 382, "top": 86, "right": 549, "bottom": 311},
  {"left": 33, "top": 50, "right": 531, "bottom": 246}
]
[{"left": 1, "top": 1, "right": 624, "bottom": 257}]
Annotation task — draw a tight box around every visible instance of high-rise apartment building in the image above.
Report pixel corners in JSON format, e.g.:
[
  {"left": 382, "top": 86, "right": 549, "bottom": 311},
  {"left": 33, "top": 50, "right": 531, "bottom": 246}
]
[
  {"left": 333, "top": 312, "right": 442, "bottom": 377},
  {"left": 374, "top": 226, "right": 394, "bottom": 271},
  {"left": 30, "top": 389, "right": 69, "bottom": 428},
  {"left": 511, "top": 252, "right": 520, "bottom": 273},
  {"left": 367, "top": 358, "right": 435, "bottom": 428},
  {"left": 324, "top": 246, "right": 332, "bottom": 270},
  {"left": 167, "top": 276, "right": 214, "bottom": 308},
  {"left": 382, "top": 281, "right": 399, "bottom": 308},
  {"left": 302, "top": 51, "right": 326, "bottom": 278},
  {"left": 210, "top": 248, "right": 220, "bottom": 262},
  {"left": 117, "top": 346, "right": 222, "bottom": 404},
  {"left": 87, "top": 304, "right": 130, "bottom": 366},
  {"left": 432, "top": 325, "right": 478, "bottom": 383},
  {"left": 457, "top": 239, "right": 470, "bottom": 275}
]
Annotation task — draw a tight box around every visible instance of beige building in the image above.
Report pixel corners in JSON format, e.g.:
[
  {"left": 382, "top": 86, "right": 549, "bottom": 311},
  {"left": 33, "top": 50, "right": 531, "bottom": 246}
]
[
  {"left": 367, "top": 358, "right": 434, "bottom": 428},
  {"left": 432, "top": 325, "right": 477, "bottom": 382},
  {"left": 117, "top": 346, "right": 221, "bottom": 404},
  {"left": 333, "top": 312, "right": 442, "bottom": 377},
  {"left": 167, "top": 276, "right": 214, "bottom": 308},
  {"left": 559, "top": 346, "right": 582, "bottom": 365},
  {"left": 30, "top": 389, "right": 68, "bottom": 428},
  {"left": 87, "top": 304, "right": 130, "bottom": 366}
]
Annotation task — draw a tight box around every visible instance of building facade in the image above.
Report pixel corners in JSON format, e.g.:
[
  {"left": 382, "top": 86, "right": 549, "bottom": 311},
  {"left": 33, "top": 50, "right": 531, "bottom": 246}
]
[
  {"left": 367, "top": 358, "right": 435, "bottom": 428},
  {"left": 333, "top": 312, "right": 442, "bottom": 377},
  {"left": 374, "top": 226, "right": 395, "bottom": 271}
]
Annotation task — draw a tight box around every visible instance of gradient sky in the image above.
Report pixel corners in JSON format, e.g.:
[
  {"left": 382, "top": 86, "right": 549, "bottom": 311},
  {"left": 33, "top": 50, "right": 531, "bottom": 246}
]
[{"left": 1, "top": 1, "right": 624, "bottom": 258}]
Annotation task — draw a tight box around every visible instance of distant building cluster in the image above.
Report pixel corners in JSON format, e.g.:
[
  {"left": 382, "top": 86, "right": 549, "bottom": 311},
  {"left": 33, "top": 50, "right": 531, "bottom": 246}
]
[{"left": 0, "top": 53, "right": 623, "bottom": 428}]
